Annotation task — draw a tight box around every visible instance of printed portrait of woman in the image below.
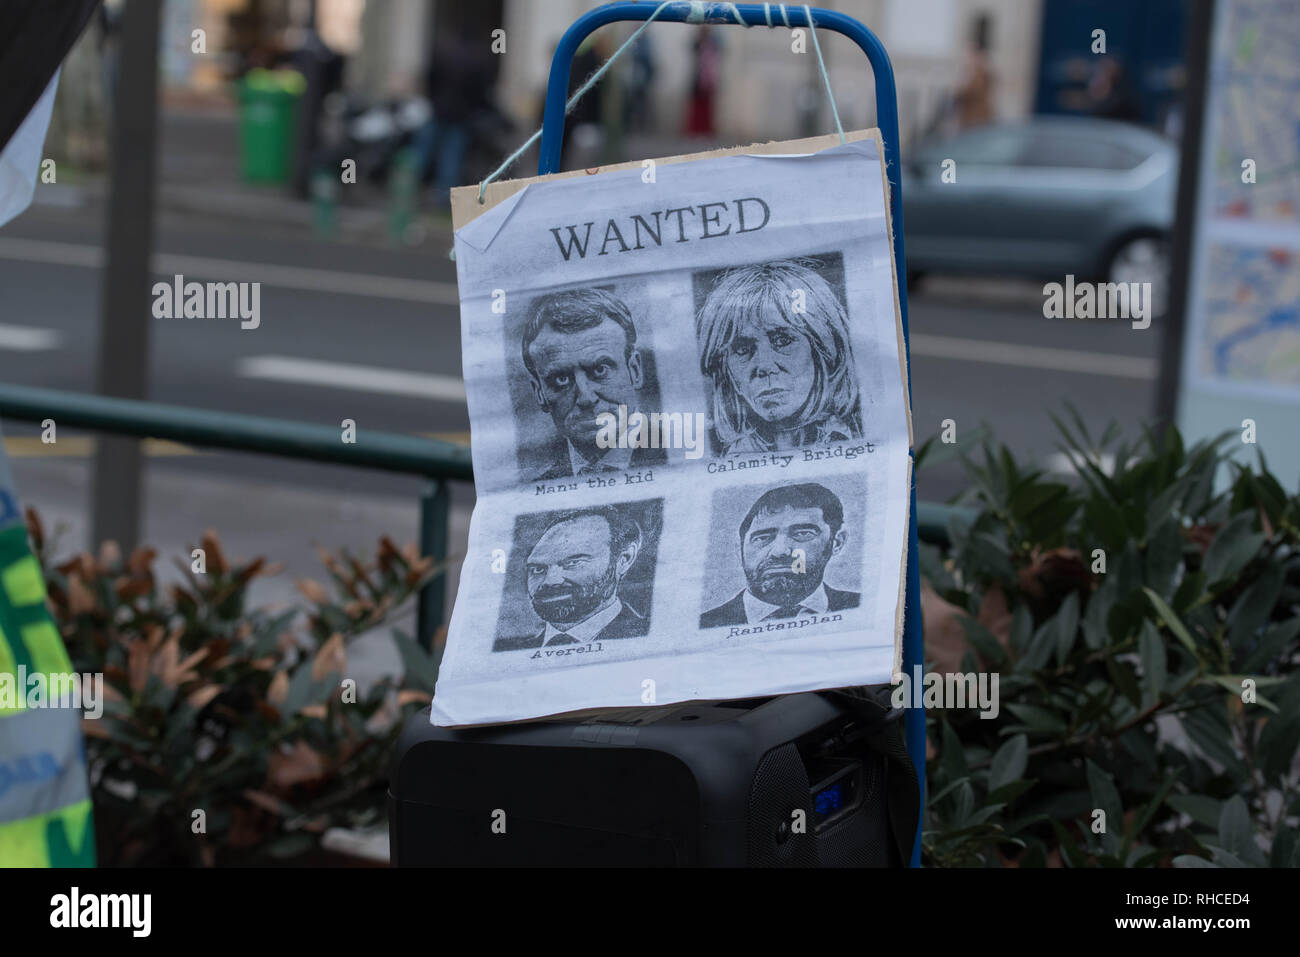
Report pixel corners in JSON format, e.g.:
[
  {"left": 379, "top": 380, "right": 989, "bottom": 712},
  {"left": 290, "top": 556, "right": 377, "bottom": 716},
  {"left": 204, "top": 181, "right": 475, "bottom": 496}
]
[{"left": 696, "top": 257, "right": 863, "bottom": 456}]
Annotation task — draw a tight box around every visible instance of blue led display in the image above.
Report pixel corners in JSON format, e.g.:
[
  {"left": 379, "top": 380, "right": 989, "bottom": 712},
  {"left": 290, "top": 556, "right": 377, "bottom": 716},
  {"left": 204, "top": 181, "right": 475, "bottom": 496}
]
[{"left": 814, "top": 782, "right": 844, "bottom": 816}]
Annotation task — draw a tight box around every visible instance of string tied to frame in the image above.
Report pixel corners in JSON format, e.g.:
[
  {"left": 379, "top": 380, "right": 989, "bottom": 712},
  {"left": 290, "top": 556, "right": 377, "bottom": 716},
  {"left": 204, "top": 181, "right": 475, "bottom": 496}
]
[{"left": 476, "top": 2, "right": 847, "bottom": 205}]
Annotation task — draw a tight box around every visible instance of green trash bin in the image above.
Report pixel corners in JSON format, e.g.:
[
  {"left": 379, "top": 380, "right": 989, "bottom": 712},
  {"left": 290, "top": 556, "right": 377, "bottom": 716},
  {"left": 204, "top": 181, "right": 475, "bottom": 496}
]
[{"left": 236, "top": 68, "right": 306, "bottom": 184}]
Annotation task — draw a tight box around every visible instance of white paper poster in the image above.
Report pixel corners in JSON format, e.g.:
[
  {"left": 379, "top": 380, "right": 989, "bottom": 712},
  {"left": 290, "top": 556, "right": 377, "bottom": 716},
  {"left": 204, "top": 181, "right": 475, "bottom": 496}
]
[{"left": 432, "top": 134, "right": 912, "bottom": 727}]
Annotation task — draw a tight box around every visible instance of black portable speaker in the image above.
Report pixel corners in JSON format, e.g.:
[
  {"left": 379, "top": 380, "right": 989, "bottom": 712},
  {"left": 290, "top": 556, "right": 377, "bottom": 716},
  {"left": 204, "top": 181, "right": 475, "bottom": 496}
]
[{"left": 388, "top": 690, "right": 917, "bottom": 866}]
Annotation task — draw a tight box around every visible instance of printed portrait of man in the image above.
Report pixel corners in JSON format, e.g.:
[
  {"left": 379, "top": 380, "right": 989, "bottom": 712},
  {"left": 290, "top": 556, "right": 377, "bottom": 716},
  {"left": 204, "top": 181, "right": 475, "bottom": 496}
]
[
  {"left": 522, "top": 288, "right": 667, "bottom": 480},
  {"left": 494, "top": 505, "right": 651, "bottom": 650},
  {"left": 700, "top": 482, "right": 860, "bottom": 628},
  {"left": 697, "top": 259, "right": 863, "bottom": 457}
]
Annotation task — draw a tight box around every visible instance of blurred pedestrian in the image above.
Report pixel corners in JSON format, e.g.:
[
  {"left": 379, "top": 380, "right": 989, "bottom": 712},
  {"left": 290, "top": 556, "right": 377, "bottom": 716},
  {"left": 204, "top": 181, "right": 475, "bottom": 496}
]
[
  {"left": 567, "top": 36, "right": 602, "bottom": 129},
  {"left": 1087, "top": 58, "right": 1142, "bottom": 124},
  {"left": 623, "top": 32, "right": 656, "bottom": 133},
  {"left": 953, "top": 46, "right": 994, "bottom": 129},
  {"left": 542, "top": 34, "right": 615, "bottom": 170},
  {"left": 414, "top": 36, "right": 494, "bottom": 207},
  {"left": 288, "top": 22, "right": 345, "bottom": 198},
  {"left": 685, "top": 27, "right": 721, "bottom": 137}
]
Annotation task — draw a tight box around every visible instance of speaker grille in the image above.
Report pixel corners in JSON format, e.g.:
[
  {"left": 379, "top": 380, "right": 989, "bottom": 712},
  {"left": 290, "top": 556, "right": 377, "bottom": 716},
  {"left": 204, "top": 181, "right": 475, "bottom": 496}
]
[
  {"left": 815, "top": 752, "right": 891, "bottom": 867},
  {"left": 746, "top": 743, "right": 817, "bottom": 867},
  {"left": 747, "top": 742, "right": 893, "bottom": 867}
]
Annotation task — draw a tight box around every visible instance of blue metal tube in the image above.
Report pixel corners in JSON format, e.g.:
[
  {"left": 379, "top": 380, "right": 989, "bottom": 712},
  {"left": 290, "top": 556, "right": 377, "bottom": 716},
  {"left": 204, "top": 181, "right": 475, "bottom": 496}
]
[{"left": 538, "top": 2, "right": 924, "bottom": 865}]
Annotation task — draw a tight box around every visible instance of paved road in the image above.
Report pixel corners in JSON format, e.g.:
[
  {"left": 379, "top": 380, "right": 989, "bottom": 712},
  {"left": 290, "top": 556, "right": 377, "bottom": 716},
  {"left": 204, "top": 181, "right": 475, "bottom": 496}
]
[
  {"left": 0, "top": 192, "right": 1166, "bottom": 675},
  {"left": 0, "top": 197, "right": 1162, "bottom": 506}
]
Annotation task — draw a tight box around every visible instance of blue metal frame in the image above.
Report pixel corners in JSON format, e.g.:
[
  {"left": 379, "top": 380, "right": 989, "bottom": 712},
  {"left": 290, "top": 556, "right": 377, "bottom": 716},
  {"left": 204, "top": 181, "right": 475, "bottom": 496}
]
[{"left": 538, "top": 1, "right": 923, "bottom": 866}]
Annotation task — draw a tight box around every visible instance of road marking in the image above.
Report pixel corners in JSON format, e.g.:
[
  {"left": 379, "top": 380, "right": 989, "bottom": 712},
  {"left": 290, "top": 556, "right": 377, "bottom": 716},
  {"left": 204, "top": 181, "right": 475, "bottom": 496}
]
[
  {"left": 909, "top": 333, "right": 1158, "bottom": 380},
  {"left": 236, "top": 355, "right": 467, "bottom": 402},
  {"left": 0, "top": 238, "right": 1159, "bottom": 383},
  {"left": 0, "top": 237, "right": 99, "bottom": 267},
  {"left": 4, "top": 437, "right": 198, "bottom": 458},
  {"left": 0, "top": 324, "right": 62, "bottom": 351},
  {"left": 0, "top": 237, "right": 460, "bottom": 305},
  {"left": 917, "top": 276, "right": 1046, "bottom": 307},
  {"left": 1045, "top": 451, "right": 1120, "bottom": 475}
]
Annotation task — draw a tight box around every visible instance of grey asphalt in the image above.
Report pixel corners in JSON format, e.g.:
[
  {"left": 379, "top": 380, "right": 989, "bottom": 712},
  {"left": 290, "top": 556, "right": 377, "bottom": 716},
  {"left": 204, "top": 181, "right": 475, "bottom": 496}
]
[
  {"left": 0, "top": 188, "right": 1163, "bottom": 663},
  {"left": 0, "top": 198, "right": 1162, "bottom": 496}
]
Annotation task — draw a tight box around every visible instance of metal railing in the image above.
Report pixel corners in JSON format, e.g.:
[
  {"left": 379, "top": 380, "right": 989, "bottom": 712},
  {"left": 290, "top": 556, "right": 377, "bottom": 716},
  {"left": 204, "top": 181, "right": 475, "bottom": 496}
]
[{"left": 0, "top": 382, "right": 969, "bottom": 649}]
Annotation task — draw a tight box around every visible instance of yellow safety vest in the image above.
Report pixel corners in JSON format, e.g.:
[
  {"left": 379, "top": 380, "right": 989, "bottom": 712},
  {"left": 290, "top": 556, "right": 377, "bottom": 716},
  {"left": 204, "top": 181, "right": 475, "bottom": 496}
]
[{"left": 0, "top": 480, "right": 94, "bottom": 867}]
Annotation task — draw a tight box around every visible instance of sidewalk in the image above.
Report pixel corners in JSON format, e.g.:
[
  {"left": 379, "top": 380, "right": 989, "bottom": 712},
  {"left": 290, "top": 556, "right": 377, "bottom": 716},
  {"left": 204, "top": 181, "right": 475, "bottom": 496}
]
[
  {"left": 41, "top": 98, "right": 453, "bottom": 248},
  {"left": 155, "top": 104, "right": 401, "bottom": 240},
  {"left": 40, "top": 104, "right": 802, "bottom": 248}
]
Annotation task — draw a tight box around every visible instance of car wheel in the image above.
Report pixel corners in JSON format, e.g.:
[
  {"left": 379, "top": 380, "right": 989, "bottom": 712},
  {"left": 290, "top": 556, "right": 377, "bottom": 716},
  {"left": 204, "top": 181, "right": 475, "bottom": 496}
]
[{"left": 1107, "top": 234, "right": 1169, "bottom": 319}]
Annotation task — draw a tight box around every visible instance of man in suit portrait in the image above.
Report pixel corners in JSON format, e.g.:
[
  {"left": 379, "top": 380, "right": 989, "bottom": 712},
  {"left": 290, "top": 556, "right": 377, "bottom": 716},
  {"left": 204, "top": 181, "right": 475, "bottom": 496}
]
[
  {"left": 523, "top": 288, "right": 668, "bottom": 480},
  {"left": 495, "top": 506, "right": 650, "bottom": 651},
  {"left": 700, "top": 482, "right": 859, "bottom": 628}
]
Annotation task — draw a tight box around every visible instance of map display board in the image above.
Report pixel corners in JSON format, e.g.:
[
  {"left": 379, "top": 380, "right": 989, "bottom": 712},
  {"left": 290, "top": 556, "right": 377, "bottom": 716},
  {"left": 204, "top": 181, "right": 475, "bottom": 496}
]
[{"left": 1178, "top": 0, "right": 1300, "bottom": 486}]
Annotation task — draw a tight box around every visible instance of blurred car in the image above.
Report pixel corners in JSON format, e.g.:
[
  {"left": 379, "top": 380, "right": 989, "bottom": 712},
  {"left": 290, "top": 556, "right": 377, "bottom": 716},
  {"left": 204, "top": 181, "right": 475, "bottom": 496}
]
[{"left": 901, "top": 116, "right": 1177, "bottom": 308}]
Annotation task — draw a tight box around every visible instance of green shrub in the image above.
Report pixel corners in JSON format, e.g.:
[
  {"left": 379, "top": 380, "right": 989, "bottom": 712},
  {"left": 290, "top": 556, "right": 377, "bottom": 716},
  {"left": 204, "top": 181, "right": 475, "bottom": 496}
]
[
  {"left": 30, "top": 513, "right": 442, "bottom": 866},
  {"left": 28, "top": 412, "right": 1298, "bottom": 867},
  {"left": 918, "top": 412, "right": 1300, "bottom": 867}
]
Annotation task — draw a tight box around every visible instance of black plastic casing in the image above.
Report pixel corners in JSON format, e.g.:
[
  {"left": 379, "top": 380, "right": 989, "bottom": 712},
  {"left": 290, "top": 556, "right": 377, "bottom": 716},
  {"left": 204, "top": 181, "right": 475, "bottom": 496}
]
[{"left": 388, "top": 693, "right": 898, "bottom": 867}]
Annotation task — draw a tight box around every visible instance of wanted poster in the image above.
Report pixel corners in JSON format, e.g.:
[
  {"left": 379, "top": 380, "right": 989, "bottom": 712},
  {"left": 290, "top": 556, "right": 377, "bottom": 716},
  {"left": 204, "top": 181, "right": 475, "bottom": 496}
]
[{"left": 433, "top": 131, "right": 912, "bottom": 727}]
